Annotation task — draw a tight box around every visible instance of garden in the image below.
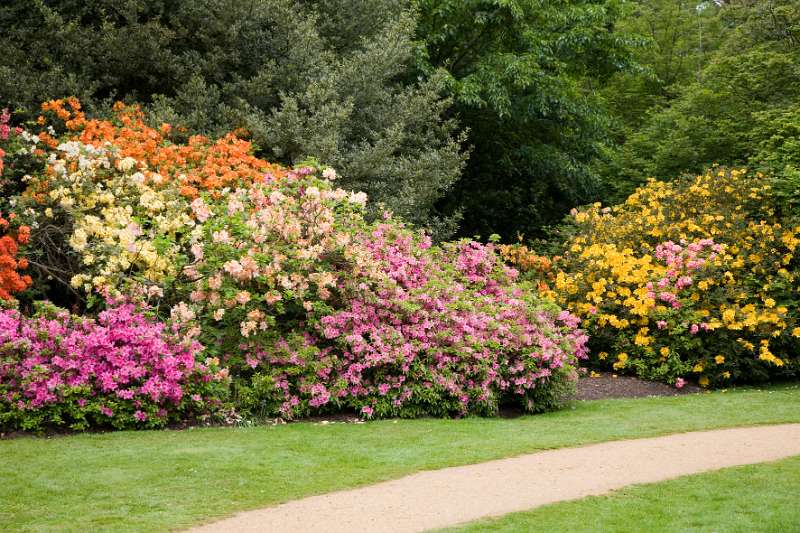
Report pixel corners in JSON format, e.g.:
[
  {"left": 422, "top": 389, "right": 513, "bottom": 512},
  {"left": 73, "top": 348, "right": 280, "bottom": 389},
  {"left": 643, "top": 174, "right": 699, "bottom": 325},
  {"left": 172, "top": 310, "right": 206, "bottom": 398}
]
[{"left": 2, "top": 0, "right": 800, "bottom": 531}]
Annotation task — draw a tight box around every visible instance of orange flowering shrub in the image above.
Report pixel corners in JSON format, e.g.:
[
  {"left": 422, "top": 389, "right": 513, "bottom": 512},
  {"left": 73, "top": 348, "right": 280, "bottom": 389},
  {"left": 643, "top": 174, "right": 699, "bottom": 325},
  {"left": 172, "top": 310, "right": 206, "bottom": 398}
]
[
  {"left": 0, "top": 213, "right": 32, "bottom": 301},
  {"left": 497, "top": 241, "right": 555, "bottom": 293},
  {"left": 10, "top": 99, "right": 296, "bottom": 300},
  {"left": 35, "top": 99, "right": 287, "bottom": 198}
]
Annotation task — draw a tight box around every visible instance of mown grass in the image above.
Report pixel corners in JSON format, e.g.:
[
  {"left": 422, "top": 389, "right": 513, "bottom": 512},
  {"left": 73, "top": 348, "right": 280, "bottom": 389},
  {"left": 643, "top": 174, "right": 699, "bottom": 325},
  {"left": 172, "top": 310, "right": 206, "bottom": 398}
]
[
  {"left": 2, "top": 385, "right": 799, "bottom": 532},
  {"left": 448, "top": 455, "right": 800, "bottom": 532}
]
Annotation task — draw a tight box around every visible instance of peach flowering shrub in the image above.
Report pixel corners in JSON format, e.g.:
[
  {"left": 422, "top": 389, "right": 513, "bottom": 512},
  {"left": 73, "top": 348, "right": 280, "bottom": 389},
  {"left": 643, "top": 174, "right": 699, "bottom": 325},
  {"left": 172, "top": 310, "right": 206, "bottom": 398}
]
[
  {"left": 8, "top": 99, "right": 288, "bottom": 305},
  {"left": 532, "top": 168, "right": 800, "bottom": 387},
  {"left": 0, "top": 300, "right": 228, "bottom": 431},
  {"left": 180, "top": 176, "right": 587, "bottom": 419}
]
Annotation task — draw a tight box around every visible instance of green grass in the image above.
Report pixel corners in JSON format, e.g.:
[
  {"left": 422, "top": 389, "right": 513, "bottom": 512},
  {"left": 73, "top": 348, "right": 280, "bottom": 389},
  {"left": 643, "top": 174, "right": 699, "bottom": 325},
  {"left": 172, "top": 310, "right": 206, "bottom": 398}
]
[
  {"left": 447, "top": 455, "right": 800, "bottom": 532},
  {"left": 2, "top": 385, "right": 800, "bottom": 532}
]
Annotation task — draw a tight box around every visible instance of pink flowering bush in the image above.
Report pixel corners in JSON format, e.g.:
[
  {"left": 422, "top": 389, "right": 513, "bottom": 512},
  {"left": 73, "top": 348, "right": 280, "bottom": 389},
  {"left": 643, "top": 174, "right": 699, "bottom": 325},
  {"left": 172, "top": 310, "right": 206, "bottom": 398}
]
[
  {"left": 179, "top": 174, "right": 587, "bottom": 419},
  {"left": 302, "top": 233, "right": 587, "bottom": 418},
  {"left": 0, "top": 301, "right": 228, "bottom": 431}
]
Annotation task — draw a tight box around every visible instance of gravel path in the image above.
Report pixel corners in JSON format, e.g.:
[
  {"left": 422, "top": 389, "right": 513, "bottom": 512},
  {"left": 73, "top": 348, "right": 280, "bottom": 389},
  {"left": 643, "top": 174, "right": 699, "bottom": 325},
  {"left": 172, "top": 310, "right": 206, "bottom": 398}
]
[{"left": 188, "top": 424, "right": 800, "bottom": 533}]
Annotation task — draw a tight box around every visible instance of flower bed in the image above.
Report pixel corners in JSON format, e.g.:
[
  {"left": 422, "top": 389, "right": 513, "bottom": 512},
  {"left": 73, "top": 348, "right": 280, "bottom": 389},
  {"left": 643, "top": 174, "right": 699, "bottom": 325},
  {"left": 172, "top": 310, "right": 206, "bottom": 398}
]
[
  {"left": 0, "top": 301, "right": 227, "bottom": 431},
  {"left": 0, "top": 100, "right": 588, "bottom": 430}
]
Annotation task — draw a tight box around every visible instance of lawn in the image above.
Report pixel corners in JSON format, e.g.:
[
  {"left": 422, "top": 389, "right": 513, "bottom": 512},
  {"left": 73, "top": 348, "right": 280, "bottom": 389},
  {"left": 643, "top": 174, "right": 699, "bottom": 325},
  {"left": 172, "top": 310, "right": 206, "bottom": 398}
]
[
  {"left": 447, "top": 455, "right": 800, "bottom": 532},
  {"left": 2, "top": 385, "right": 799, "bottom": 532}
]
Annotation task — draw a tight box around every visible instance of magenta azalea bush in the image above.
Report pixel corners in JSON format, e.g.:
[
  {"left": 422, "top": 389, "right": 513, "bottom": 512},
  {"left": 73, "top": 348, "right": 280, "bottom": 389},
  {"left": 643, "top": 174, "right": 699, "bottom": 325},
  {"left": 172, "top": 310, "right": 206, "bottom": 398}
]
[{"left": 0, "top": 301, "right": 228, "bottom": 431}]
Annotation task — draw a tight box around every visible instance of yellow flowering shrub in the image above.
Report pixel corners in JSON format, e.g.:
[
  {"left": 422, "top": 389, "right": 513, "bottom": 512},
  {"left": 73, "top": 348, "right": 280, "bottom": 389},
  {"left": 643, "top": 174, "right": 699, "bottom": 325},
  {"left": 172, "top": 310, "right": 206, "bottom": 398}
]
[{"left": 513, "top": 168, "right": 800, "bottom": 387}]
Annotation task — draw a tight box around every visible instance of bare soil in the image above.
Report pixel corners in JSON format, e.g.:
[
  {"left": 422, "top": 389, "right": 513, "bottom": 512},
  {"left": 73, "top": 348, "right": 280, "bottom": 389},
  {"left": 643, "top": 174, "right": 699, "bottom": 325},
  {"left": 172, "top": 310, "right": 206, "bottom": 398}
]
[{"left": 574, "top": 371, "right": 702, "bottom": 400}]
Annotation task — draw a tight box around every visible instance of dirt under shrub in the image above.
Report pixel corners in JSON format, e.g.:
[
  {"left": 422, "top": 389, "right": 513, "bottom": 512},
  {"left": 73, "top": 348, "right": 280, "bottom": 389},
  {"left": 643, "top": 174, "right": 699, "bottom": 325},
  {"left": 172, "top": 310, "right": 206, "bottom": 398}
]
[{"left": 574, "top": 371, "right": 702, "bottom": 401}]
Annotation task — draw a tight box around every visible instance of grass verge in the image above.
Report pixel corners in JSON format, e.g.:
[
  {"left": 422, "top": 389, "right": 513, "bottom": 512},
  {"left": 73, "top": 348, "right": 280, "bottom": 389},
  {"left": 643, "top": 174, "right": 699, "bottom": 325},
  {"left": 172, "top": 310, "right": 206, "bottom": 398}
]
[
  {"left": 2, "top": 385, "right": 799, "bottom": 532},
  {"left": 447, "top": 455, "right": 800, "bottom": 532}
]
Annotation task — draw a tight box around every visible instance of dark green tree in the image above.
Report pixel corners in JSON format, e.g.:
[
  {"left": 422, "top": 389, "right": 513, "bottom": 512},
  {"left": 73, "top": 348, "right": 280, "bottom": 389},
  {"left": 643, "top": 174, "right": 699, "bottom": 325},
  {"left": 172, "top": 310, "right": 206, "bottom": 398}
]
[
  {"left": 603, "top": 0, "right": 800, "bottom": 206},
  {"left": 415, "top": 0, "right": 639, "bottom": 239}
]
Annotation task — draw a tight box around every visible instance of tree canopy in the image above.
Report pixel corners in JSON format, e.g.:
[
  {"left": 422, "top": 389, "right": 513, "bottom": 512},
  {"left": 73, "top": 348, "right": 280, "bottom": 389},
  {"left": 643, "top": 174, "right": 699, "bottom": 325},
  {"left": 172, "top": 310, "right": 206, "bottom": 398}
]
[{"left": 415, "top": 0, "right": 639, "bottom": 238}]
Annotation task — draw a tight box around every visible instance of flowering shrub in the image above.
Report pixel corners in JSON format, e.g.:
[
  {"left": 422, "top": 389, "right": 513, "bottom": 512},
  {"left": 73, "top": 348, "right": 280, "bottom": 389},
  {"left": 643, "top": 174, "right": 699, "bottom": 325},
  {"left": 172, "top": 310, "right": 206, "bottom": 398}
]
[
  {"left": 0, "top": 108, "right": 46, "bottom": 205},
  {"left": 0, "top": 98, "right": 589, "bottom": 429},
  {"left": 181, "top": 175, "right": 587, "bottom": 418},
  {"left": 0, "top": 301, "right": 228, "bottom": 431},
  {"left": 498, "top": 241, "right": 555, "bottom": 293},
  {"left": 304, "top": 233, "right": 587, "bottom": 418},
  {"left": 12, "top": 99, "right": 288, "bottom": 302},
  {"left": 35, "top": 140, "right": 192, "bottom": 296},
  {"left": 0, "top": 212, "right": 32, "bottom": 301},
  {"left": 36, "top": 99, "right": 286, "bottom": 197},
  {"left": 525, "top": 168, "right": 800, "bottom": 387}
]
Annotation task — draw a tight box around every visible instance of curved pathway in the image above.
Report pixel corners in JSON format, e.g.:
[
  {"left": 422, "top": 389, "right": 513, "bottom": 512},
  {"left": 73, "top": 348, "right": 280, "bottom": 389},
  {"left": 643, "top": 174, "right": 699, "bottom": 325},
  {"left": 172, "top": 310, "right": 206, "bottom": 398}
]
[{"left": 188, "top": 423, "right": 800, "bottom": 533}]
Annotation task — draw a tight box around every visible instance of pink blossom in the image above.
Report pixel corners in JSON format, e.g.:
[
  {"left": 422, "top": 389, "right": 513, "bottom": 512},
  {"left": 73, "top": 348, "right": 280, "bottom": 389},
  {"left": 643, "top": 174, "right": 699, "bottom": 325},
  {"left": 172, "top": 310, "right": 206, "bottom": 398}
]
[
  {"left": 190, "top": 198, "right": 211, "bottom": 222},
  {"left": 0, "top": 302, "right": 222, "bottom": 431}
]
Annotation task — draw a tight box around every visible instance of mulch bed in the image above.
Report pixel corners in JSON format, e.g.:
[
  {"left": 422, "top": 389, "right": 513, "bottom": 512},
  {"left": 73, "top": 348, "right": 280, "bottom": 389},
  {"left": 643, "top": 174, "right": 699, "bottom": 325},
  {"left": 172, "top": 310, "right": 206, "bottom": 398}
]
[{"left": 574, "top": 371, "right": 702, "bottom": 401}]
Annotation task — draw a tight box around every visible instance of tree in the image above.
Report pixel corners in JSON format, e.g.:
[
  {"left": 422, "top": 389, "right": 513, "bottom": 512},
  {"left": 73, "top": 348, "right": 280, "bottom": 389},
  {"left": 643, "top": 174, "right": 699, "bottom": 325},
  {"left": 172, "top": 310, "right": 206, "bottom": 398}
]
[
  {"left": 415, "top": 0, "right": 638, "bottom": 239},
  {"left": 602, "top": 0, "right": 800, "bottom": 203}
]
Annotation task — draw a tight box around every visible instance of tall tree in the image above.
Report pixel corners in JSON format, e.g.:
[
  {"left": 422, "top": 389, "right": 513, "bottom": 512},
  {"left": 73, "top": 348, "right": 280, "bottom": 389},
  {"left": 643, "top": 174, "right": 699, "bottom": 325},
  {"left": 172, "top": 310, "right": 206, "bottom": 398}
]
[
  {"left": 415, "top": 0, "right": 638, "bottom": 239},
  {"left": 595, "top": 0, "right": 725, "bottom": 199},
  {"left": 605, "top": 0, "right": 800, "bottom": 202}
]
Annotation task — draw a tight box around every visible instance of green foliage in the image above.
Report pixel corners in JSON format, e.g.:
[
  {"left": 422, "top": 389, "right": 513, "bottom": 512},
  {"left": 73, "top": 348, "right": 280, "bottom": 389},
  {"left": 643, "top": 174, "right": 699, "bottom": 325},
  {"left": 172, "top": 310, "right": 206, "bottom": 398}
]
[
  {"left": 601, "top": 0, "right": 724, "bottom": 131},
  {"left": 414, "top": 0, "right": 639, "bottom": 239},
  {"left": 0, "top": 0, "right": 465, "bottom": 235},
  {"left": 750, "top": 102, "right": 800, "bottom": 219},
  {"left": 602, "top": 0, "right": 800, "bottom": 205}
]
